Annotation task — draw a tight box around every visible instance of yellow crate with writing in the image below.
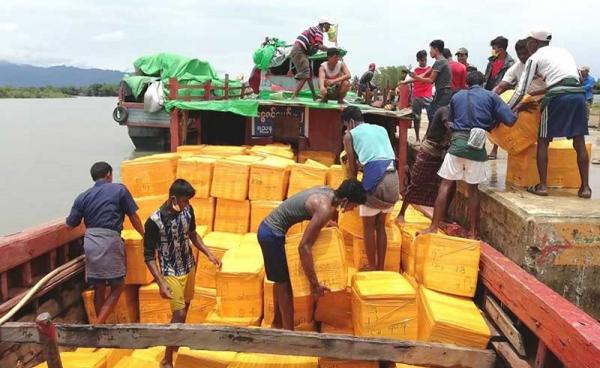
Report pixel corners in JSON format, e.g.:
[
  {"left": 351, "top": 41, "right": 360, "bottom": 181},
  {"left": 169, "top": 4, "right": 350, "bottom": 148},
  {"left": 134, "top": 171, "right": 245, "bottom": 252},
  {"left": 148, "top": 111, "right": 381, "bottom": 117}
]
[
  {"left": 138, "top": 283, "right": 171, "bottom": 323},
  {"left": 414, "top": 233, "right": 480, "bottom": 297},
  {"left": 175, "top": 348, "right": 238, "bottom": 368},
  {"left": 293, "top": 295, "right": 315, "bottom": 328},
  {"left": 287, "top": 163, "right": 328, "bottom": 197},
  {"left": 205, "top": 308, "right": 261, "bottom": 326},
  {"left": 321, "top": 322, "right": 354, "bottom": 335},
  {"left": 418, "top": 287, "right": 490, "bottom": 348},
  {"left": 351, "top": 271, "right": 417, "bottom": 340},
  {"left": 216, "top": 247, "right": 264, "bottom": 318},
  {"left": 327, "top": 165, "right": 346, "bottom": 189},
  {"left": 134, "top": 153, "right": 180, "bottom": 174},
  {"left": 122, "top": 230, "right": 154, "bottom": 285},
  {"left": 214, "top": 198, "right": 250, "bottom": 234},
  {"left": 176, "top": 156, "right": 217, "bottom": 198},
  {"left": 230, "top": 353, "right": 318, "bottom": 368},
  {"left": 82, "top": 285, "right": 139, "bottom": 324},
  {"left": 340, "top": 229, "right": 354, "bottom": 268},
  {"left": 250, "top": 200, "right": 281, "bottom": 232},
  {"left": 338, "top": 207, "right": 363, "bottom": 238},
  {"left": 123, "top": 195, "right": 165, "bottom": 230},
  {"left": 121, "top": 159, "right": 175, "bottom": 197},
  {"left": 507, "top": 140, "right": 593, "bottom": 188},
  {"left": 400, "top": 224, "right": 430, "bottom": 276},
  {"left": 319, "top": 358, "right": 378, "bottom": 368},
  {"left": 262, "top": 279, "right": 275, "bottom": 327},
  {"left": 186, "top": 286, "right": 216, "bottom": 323},
  {"left": 34, "top": 351, "right": 107, "bottom": 368},
  {"left": 190, "top": 196, "right": 215, "bottom": 231},
  {"left": 285, "top": 228, "right": 347, "bottom": 297},
  {"left": 299, "top": 150, "right": 336, "bottom": 166},
  {"left": 211, "top": 159, "right": 251, "bottom": 200},
  {"left": 249, "top": 158, "right": 291, "bottom": 201},
  {"left": 195, "top": 232, "right": 242, "bottom": 288},
  {"left": 315, "top": 288, "right": 352, "bottom": 329}
]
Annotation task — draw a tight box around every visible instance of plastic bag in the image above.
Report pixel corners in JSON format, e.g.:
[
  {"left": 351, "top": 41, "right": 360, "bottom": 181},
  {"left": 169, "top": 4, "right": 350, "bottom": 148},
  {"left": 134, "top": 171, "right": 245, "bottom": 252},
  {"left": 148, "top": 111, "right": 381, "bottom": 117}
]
[
  {"left": 144, "top": 80, "right": 164, "bottom": 113},
  {"left": 467, "top": 128, "right": 486, "bottom": 150}
]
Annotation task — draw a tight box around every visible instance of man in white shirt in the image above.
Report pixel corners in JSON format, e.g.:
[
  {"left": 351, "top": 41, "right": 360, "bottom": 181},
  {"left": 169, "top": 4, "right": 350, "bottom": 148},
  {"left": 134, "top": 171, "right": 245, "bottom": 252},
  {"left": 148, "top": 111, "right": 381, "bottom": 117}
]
[{"left": 508, "top": 29, "right": 591, "bottom": 199}]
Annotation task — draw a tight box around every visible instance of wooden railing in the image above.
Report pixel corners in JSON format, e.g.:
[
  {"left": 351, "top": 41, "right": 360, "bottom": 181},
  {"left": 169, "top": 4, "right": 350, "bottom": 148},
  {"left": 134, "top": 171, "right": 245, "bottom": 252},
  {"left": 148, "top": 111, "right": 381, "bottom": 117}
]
[
  {"left": 168, "top": 76, "right": 250, "bottom": 101},
  {"left": 0, "top": 220, "right": 85, "bottom": 316}
]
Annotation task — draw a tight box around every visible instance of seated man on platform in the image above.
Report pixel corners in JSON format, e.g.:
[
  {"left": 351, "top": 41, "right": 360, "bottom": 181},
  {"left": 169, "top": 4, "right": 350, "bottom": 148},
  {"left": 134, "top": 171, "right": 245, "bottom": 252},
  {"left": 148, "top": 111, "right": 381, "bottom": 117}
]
[
  {"left": 318, "top": 48, "right": 351, "bottom": 103},
  {"left": 257, "top": 180, "right": 367, "bottom": 330},
  {"left": 420, "top": 71, "right": 516, "bottom": 239}
]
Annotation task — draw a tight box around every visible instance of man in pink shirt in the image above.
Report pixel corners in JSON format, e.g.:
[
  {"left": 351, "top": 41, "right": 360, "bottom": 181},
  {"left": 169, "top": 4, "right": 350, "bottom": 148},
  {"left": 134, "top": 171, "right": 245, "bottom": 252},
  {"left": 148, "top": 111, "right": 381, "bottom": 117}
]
[
  {"left": 443, "top": 48, "right": 467, "bottom": 92},
  {"left": 400, "top": 50, "right": 433, "bottom": 141}
]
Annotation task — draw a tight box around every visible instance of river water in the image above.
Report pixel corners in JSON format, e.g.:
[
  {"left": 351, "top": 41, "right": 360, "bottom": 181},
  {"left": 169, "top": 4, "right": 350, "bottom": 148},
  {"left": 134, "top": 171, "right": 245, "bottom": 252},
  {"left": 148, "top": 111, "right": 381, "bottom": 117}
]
[{"left": 0, "top": 97, "right": 156, "bottom": 235}]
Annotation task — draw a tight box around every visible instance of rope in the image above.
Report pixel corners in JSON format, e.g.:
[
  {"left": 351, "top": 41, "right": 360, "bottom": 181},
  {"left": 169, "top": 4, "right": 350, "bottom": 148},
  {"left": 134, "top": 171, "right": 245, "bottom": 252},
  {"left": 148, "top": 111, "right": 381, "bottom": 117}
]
[{"left": 0, "top": 255, "right": 85, "bottom": 325}]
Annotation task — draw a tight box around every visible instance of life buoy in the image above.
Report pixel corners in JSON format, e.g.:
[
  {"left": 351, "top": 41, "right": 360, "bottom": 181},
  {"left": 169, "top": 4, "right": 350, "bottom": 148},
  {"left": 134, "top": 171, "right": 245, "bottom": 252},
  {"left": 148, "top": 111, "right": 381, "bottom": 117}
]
[{"left": 113, "top": 106, "right": 128, "bottom": 124}]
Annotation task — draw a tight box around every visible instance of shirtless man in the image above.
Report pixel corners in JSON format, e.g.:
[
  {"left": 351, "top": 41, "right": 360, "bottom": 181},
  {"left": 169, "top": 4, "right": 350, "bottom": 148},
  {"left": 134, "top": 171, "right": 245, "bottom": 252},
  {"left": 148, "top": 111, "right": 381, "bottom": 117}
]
[{"left": 318, "top": 48, "right": 351, "bottom": 103}]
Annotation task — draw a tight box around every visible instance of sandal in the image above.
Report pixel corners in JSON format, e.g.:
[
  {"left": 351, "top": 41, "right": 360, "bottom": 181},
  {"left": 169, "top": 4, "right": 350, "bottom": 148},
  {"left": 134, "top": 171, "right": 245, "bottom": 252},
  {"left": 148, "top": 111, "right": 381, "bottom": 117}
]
[{"left": 527, "top": 184, "right": 548, "bottom": 197}]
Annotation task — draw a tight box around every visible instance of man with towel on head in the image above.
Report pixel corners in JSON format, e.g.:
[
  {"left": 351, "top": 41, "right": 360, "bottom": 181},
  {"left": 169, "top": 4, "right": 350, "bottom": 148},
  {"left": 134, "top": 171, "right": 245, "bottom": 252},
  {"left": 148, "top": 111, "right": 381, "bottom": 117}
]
[
  {"left": 507, "top": 28, "right": 592, "bottom": 199},
  {"left": 66, "top": 162, "right": 145, "bottom": 324}
]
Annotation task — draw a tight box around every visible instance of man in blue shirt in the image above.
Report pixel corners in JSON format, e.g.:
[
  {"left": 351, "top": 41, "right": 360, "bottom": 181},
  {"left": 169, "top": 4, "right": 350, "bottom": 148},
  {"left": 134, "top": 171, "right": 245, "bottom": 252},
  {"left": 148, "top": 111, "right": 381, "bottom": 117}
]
[
  {"left": 66, "top": 162, "right": 144, "bottom": 324},
  {"left": 580, "top": 66, "right": 596, "bottom": 108},
  {"left": 420, "top": 71, "right": 517, "bottom": 238}
]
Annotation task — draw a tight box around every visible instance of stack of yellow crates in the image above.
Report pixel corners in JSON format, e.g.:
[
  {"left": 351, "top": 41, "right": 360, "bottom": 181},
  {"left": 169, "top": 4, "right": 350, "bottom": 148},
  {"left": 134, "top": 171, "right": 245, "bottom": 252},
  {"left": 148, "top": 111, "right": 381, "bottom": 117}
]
[
  {"left": 175, "top": 348, "right": 238, "bottom": 368},
  {"left": 506, "top": 140, "right": 592, "bottom": 188},
  {"left": 249, "top": 158, "right": 291, "bottom": 201},
  {"left": 176, "top": 144, "right": 205, "bottom": 155},
  {"left": 121, "top": 158, "right": 175, "bottom": 197},
  {"left": 417, "top": 287, "right": 490, "bottom": 348},
  {"left": 121, "top": 230, "right": 154, "bottom": 285},
  {"left": 186, "top": 286, "right": 217, "bottom": 323},
  {"left": 195, "top": 232, "right": 242, "bottom": 288},
  {"left": 229, "top": 353, "right": 318, "bottom": 368},
  {"left": 204, "top": 308, "right": 261, "bottom": 327},
  {"left": 211, "top": 159, "right": 251, "bottom": 200},
  {"left": 287, "top": 163, "right": 328, "bottom": 197},
  {"left": 351, "top": 271, "right": 417, "bottom": 340},
  {"left": 214, "top": 198, "right": 250, "bottom": 234},
  {"left": 216, "top": 247, "right": 265, "bottom": 320},
  {"left": 250, "top": 200, "right": 281, "bottom": 232},
  {"left": 138, "top": 282, "right": 172, "bottom": 323},
  {"left": 176, "top": 156, "right": 217, "bottom": 198},
  {"left": 414, "top": 233, "right": 480, "bottom": 297},
  {"left": 134, "top": 153, "right": 180, "bottom": 174},
  {"left": 190, "top": 196, "right": 215, "bottom": 230},
  {"left": 227, "top": 155, "right": 265, "bottom": 164},
  {"left": 82, "top": 285, "right": 139, "bottom": 324},
  {"left": 198, "top": 145, "right": 248, "bottom": 157},
  {"left": 249, "top": 144, "right": 295, "bottom": 160},
  {"left": 298, "top": 150, "right": 336, "bottom": 166}
]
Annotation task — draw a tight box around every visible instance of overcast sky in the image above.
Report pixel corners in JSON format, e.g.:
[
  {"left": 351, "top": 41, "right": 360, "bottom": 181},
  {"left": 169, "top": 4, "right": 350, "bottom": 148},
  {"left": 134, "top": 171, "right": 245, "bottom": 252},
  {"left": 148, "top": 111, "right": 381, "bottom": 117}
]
[{"left": 1, "top": 0, "right": 598, "bottom": 78}]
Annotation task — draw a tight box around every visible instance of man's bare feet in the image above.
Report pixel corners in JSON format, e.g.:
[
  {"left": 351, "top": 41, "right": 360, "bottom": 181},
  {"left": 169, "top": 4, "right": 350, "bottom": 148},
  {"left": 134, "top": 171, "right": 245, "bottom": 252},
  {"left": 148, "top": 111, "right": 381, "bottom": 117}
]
[
  {"left": 578, "top": 186, "right": 592, "bottom": 199},
  {"left": 417, "top": 227, "right": 437, "bottom": 236},
  {"left": 160, "top": 360, "right": 173, "bottom": 368},
  {"left": 395, "top": 215, "right": 405, "bottom": 224}
]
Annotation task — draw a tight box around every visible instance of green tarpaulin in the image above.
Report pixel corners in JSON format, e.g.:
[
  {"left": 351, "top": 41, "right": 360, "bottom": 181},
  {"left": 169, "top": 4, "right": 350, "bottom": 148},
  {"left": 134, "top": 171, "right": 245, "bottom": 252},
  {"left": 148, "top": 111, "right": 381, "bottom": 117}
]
[
  {"left": 253, "top": 38, "right": 287, "bottom": 70},
  {"left": 164, "top": 99, "right": 259, "bottom": 117},
  {"left": 122, "top": 75, "right": 156, "bottom": 99}
]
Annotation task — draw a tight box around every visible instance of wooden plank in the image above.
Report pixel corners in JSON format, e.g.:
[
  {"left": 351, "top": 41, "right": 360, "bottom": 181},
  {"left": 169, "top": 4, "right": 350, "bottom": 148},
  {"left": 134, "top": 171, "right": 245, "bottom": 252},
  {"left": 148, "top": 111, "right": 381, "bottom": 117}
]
[
  {"left": 534, "top": 341, "right": 547, "bottom": 368},
  {"left": 170, "top": 108, "right": 181, "bottom": 152},
  {"left": 21, "top": 262, "right": 33, "bottom": 287},
  {"left": 0, "top": 323, "right": 496, "bottom": 368},
  {"left": 480, "top": 243, "right": 600, "bottom": 368},
  {"left": 0, "top": 272, "right": 8, "bottom": 302},
  {"left": 0, "top": 220, "right": 84, "bottom": 273},
  {"left": 203, "top": 80, "right": 212, "bottom": 100},
  {"left": 48, "top": 250, "right": 57, "bottom": 271},
  {"left": 491, "top": 342, "right": 531, "bottom": 368},
  {"left": 484, "top": 295, "right": 526, "bottom": 356},
  {"left": 36, "top": 313, "right": 63, "bottom": 368},
  {"left": 397, "top": 118, "right": 411, "bottom": 193},
  {"left": 224, "top": 73, "right": 229, "bottom": 100},
  {"left": 169, "top": 77, "right": 178, "bottom": 100}
]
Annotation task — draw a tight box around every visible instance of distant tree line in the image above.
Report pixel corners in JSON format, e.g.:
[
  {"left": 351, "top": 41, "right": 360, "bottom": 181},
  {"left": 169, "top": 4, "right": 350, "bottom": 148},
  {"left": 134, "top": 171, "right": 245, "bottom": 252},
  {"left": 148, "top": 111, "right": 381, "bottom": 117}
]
[
  {"left": 0, "top": 83, "right": 119, "bottom": 98},
  {"left": 594, "top": 79, "right": 600, "bottom": 94}
]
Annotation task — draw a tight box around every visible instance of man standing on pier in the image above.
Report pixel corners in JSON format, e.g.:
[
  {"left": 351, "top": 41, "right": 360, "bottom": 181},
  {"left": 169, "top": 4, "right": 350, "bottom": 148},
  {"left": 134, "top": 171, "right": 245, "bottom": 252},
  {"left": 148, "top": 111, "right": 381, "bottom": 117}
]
[
  {"left": 291, "top": 17, "right": 332, "bottom": 100},
  {"left": 66, "top": 161, "right": 145, "bottom": 324},
  {"left": 143, "top": 179, "right": 221, "bottom": 368},
  {"left": 399, "top": 50, "right": 433, "bottom": 142}
]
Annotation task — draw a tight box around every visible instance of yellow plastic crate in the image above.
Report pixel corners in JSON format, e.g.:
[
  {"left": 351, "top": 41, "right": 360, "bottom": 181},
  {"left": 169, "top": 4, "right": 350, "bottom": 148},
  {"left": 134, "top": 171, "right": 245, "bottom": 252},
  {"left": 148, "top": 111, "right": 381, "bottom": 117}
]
[
  {"left": 340, "top": 229, "right": 354, "bottom": 268},
  {"left": 319, "top": 358, "right": 378, "bottom": 368},
  {"left": 506, "top": 140, "right": 593, "bottom": 188},
  {"left": 338, "top": 207, "right": 363, "bottom": 238},
  {"left": 216, "top": 247, "right": 264, "bottom": 318},
  {"left": 298, "top": 150, "right": 336, "bottom": 166},
  {"left": 214, "top": 198, "right": 250, "bottom": 234},
  {"left": 240, "top": 232, "right": 261, "bottom": 251},
  {"left": 262, "top": 279, "right": 275, "bottom": 327},
  {"left": 186, "top": 286, "right": 216, "bottom": 323},
  {"left": 75, "top": 348, "right": 133, "bottom": 368},
  {"left": 176, "top": 144, "right": 205, "bottom": 154},
  {"left": 285, "top": 228, "right": 347, "bottom": 297},
  {"left": 249, "top": 159, "right": 291, "bottom": 201},
  {"left": 190, "top": 196, "right": 215, "bottom": 231},
  {"left": 113, "top": 356, "right": 160, "bottom": 368},
  {"left": 130, "top": 347, "right": 165, "bottom": 362},
  {"left": 211, "top": 159, "right": 251, "bottom": 200},
  {"left": 229, "top": 353, "right": 318, "bottom": 368},
  {"left": 315, "top": 288, "right": 352, "bottom": 329},
  {"left": 123, "top": 195, "right": 164, "bottom": 230},
  {"left": 204, "top": 308, "right": 261, "bottom": 327},
  {"left": 400, "top": 224, "right": 430, "bottom": 276},
  {"left": 138, "top": 283, "right": 172, "bottom": 323},
  {"left": 133, "top": 153, "right": 180, "bottom": 174},
  {"left": 198, "top": 145, "right": 248, "bottom": 157},
  {"left": 121, "top": 159, "right": 175, "bottom": 198},
  {"left": 418, "top": 287, "right": 490, "bottom": 349},
  {"left": 288, "top": 220, "right": 310, "bottom": 235},
  {"left": 414, "top": 233, "right": 480, "bottom": 298},
  {"left": 195, "top": 232, "right": 242, "bottom": 288},
  {"left": 122, "top": 230, "right": 154, "bottom": 285},
  {"left": 351, "top": 271, "right": 417, "bottom": 340},
  {"left": 82, "top": 285, "right": 139, "bottom": 324},
  {"left": 175, "top": 348, "right": 237, "bottom": 368},
  {"left": 287, "top": 163, "right": 328, "bottom": 197},
  {"left": 34, "top": 351, "right": 107, "bottom": 368},
  {"left": 176, "top": 156, "right": 217, "bottom": 198},
  {"left": 327, "top": 165, "right": 346, "bottom": 189},
  {"left": 250, "top": 200, "right": 281, "bottom": 232},
  {"left": 249, "top": 145, "right": 295, "bottom": 160},
  {"left": 293, "top": 295, "right": 315, "bottom": 328}
]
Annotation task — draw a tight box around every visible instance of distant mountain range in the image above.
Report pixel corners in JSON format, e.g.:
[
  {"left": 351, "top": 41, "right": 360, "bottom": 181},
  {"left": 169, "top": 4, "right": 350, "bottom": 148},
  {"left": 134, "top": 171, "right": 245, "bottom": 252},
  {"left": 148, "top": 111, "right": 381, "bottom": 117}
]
[{"left": 0, "top": 61, "right": 125, "bottom": 87}]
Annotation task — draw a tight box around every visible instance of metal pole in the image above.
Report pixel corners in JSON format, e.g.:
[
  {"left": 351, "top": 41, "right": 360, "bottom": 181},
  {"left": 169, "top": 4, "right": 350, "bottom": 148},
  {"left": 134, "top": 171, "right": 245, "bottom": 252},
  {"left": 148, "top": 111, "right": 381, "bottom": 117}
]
[{"left": 36, "top": 312, "right": 63, "bottom": 368}]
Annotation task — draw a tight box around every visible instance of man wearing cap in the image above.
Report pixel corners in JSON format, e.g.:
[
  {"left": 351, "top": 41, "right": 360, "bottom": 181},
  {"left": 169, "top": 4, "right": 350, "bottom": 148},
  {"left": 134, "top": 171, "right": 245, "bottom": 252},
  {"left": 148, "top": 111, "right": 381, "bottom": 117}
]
[
  {"left": 291, "top": 18, "right": 331, "bottom": 100},
  {"left": 580, "top": 67, "right": 596, "bottom": 110},
  {"left": 318, "top": 48, "right": 351, "bottom": 103},
  {"left": 456, "top": 48, "right": 478, "bottom": 73},
  {"left": 494, "top": 39, "right": 546, "bottom": 96},
  {"left": 508, "top": 29, "right": 592, "bottom": 199},
  {"left": 359, "top": 63, "right": 377, "bottom": 102}
]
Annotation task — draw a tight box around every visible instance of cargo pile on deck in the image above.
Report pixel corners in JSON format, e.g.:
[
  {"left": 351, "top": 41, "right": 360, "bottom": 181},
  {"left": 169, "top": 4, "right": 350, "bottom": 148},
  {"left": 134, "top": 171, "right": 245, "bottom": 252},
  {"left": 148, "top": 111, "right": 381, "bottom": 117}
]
[{"left": 36, "top": 144, "right": 491, "bottom": 368}]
